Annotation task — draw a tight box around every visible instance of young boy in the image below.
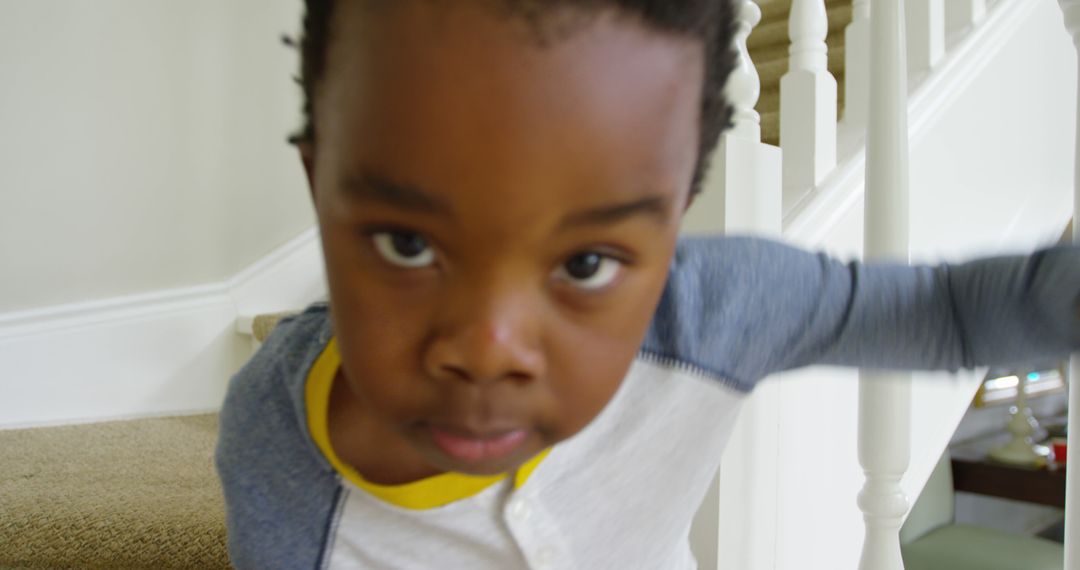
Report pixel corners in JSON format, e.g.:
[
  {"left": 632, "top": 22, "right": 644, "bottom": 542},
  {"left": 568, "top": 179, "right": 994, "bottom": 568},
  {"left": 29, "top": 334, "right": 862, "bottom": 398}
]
[{"left": 215, "top": 0, "right": 1080, "bottom": 567}]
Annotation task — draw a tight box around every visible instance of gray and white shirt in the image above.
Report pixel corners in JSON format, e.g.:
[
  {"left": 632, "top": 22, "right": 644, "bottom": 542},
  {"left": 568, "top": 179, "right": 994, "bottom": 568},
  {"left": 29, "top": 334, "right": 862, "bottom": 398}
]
[{"left": 216, "top": 236, "right": 1080, "bottom": 569}]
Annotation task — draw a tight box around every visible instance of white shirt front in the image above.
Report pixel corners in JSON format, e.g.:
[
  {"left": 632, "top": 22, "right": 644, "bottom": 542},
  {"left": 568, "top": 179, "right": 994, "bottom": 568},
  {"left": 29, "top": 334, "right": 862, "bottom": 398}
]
[{"left": 324, "top": 358, "right": 746, "bottom": 569}]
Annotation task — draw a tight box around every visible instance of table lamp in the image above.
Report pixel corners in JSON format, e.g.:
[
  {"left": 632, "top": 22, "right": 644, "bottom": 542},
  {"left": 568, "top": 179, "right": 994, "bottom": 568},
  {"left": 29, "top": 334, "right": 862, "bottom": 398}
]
[{"left": 988, "top": 370, "right": 1052, "bottom": 466}]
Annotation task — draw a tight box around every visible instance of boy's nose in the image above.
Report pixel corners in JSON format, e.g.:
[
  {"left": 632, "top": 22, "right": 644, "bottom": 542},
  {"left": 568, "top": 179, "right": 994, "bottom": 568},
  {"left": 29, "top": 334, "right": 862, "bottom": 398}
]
[{"left": 423, "top": 291, "right": 545, "bottom": 386}]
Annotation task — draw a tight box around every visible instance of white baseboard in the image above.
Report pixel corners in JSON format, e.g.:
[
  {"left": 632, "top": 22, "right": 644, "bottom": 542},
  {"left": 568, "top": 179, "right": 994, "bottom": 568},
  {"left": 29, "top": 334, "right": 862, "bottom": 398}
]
[{"left": 0, "top": 228, "right": 326, "bottom": 429}]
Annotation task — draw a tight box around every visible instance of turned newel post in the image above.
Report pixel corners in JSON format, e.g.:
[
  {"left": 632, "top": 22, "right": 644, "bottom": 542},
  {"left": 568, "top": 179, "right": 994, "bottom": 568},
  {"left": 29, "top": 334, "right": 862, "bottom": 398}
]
[{"left": 858, "top": 0, "right": 912, "bottom": 568}]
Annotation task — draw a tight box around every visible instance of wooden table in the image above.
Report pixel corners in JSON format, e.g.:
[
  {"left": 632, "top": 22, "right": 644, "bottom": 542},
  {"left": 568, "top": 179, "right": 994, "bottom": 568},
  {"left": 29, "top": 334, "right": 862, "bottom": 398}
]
[{"left": 950, "top": 431, "right": 1066, "bottom": 508}]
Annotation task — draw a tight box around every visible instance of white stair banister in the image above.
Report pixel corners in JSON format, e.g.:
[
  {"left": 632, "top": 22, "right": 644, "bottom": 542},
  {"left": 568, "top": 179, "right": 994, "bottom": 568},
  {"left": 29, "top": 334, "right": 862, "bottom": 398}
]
[
  {"left": 686, "top": 0, "right": 782, "bottom": 237},
  {"left": 844, "top": 0, "right": 870, "bottom": 128},
  {"left": 905, "top": 0, "right": 944, "bottom": 74},
  {"left": 727, "top": 0, "right": 764, "bottom": 142},
  {"left": 1058, "top": 3, "right": 1080, "bottom": 568},
  {"left": 687, "top": 4, "right": 781, "bottom": 567},
  {"left": 781, "top": 0, "right": 837, "bottom": 204},
  {"left": 858, "top": 0, "right": 911, "bottom": 568},
  {"left": 713, "top": 5, "right": 782, "bottom": 568}
]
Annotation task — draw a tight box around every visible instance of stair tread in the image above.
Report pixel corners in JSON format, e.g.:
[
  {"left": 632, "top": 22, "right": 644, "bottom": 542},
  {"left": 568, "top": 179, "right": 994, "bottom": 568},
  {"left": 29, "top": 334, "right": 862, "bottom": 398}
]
[
  {"left": 0, "top": 415, "right": 230, "bottom": 569},
  {"left": 758, "top": 0, "right": 849, "bottom": 26},
  {"left": 749, "top": 3, "right": 852, "bottom": 51}
]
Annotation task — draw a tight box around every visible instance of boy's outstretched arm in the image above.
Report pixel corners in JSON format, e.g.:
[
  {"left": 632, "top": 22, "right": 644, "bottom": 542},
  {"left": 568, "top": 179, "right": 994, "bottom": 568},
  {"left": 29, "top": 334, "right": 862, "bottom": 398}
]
[{"left": 641, "top": 236, "right": 1080, "bottom": 391}]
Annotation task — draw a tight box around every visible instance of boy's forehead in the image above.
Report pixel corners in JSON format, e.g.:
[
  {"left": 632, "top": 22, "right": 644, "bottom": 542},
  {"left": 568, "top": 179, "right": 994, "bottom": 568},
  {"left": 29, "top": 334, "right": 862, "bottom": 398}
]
[{"left": 315, "top": 0, "right": 704, "bottom": 214}]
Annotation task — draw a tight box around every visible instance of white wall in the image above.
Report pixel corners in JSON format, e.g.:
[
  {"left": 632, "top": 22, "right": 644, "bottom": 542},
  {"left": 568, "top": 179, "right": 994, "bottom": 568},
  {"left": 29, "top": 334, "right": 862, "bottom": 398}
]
[
  {"left": 0, "top": 1, "right": 314, "bottom": 313},
  {"left": 0, "top": 2, "right": 324, "bottom": 427}
]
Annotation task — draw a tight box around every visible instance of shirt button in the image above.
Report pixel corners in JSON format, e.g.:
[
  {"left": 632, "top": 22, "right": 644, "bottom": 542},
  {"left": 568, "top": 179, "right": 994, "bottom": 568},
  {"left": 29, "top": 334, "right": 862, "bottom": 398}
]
[{"left": 508, "top": 498, "right": 531, "bottom": 522}]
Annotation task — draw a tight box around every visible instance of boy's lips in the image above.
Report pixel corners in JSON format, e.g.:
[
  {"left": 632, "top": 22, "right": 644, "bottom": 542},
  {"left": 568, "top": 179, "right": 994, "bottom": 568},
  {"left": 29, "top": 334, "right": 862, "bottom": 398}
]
[{"left": 428, "top": 426, "right": 529, "bottom": 463}]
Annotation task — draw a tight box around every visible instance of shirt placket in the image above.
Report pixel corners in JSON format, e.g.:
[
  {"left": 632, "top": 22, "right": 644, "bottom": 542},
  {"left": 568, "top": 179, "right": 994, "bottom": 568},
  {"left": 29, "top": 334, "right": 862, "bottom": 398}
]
[{"left": 503, "top": 492, "right": 572, "bottom": 569}]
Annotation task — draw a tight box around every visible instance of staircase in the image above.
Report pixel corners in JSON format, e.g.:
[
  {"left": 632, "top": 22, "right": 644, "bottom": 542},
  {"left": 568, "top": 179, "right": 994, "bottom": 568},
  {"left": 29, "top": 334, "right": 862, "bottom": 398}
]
[{"left": 686, "top": 0, "right": 1079, "bottom": 569}]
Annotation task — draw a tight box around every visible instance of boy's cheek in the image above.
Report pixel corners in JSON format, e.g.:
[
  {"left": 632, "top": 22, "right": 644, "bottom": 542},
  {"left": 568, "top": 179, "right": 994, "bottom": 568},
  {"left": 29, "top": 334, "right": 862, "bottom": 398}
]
[{"left": 543, "top": 327, "right": 647, "bottom": 429}]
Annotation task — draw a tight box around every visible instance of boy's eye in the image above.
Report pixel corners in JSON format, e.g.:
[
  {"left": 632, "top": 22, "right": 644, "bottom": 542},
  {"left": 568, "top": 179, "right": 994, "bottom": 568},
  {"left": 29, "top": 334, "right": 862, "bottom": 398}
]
[
  {"left": 371, "top": 231, "right": 435, "bottom": 268},
  {"left": 556, "top": 252, "right": 622, "bottom": 290}
]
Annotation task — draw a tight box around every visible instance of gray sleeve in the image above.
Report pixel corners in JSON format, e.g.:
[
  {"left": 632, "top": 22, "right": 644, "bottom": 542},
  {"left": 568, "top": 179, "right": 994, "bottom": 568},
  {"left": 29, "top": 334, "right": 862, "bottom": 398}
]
[
  {"left": 641, "top": 236, "right": 1080, "bottom": 391},
  {"left": 215, "top": 307, "right": 342, "bottom": 569}
]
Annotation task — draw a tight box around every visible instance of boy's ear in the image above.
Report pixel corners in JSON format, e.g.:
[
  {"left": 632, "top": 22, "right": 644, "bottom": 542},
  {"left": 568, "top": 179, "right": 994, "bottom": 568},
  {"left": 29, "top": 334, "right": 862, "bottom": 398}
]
[{"left": 296, "top": 141, "right": 317, "bottom": 202}]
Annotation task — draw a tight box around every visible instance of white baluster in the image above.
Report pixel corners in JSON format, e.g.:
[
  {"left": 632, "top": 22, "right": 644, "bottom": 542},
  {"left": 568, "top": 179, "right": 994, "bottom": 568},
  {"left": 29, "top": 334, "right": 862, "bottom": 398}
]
[
  {"left": 858, "top": 0, "right": 911, "bottom": 568},
  {"left": 714, "top": 6, "right": 782, "bottom": 568},
  {"left": 1057, "top": 4, "right": 1080, "bottom": 569},
  {"left": 780, "top": 0, "right": 837, "bottom": 204},
  {"left": 906, "top": 0, "right": 944, "bottom": 74},
  {"left": 727, "top": 0, "right": 763, "bottom": 142},
  {"left": 686, "top": 0, "right": 782, "bottom": 237},
  {"left": 946, "top": 0, "right": 986, "bottom": 33},
  {"left": 686, "top": 10, "right": 781, "bottom": 564},
  {"left": 844, "top": 0, "right": 870, "bottom": 128}
]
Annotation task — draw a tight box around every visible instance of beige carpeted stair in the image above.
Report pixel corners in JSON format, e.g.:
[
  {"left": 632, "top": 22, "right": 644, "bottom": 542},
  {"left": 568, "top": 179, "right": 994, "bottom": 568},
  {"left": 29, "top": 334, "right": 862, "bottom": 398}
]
[
  {"left": 752, "top": 0, "right": 852, "bottom": 146},
  {"left": 0, "top": 311, "right": 296, "bottom": 569},
  {"left": 0, "top": 415, "right": 229, "bottom": 569}
]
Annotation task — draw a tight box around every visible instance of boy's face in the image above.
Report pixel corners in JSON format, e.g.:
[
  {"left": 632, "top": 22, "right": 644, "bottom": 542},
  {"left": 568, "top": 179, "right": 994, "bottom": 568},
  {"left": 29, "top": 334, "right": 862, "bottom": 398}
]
[{"left": 303, "top": 1, "right": 703, "bottom": 480}]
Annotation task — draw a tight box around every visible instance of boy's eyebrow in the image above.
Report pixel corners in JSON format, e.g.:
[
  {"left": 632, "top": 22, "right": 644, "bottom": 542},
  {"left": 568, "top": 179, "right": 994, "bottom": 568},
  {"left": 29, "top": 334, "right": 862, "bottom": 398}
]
[
  {"left": 340, "top": 173, "right": 671, "bottom": 227},
  {"left": 559, "top": 195, "right": 672, "bottom": 229},
  {"left": 339, "top": 173, "right": 452, "bottom": 215}
]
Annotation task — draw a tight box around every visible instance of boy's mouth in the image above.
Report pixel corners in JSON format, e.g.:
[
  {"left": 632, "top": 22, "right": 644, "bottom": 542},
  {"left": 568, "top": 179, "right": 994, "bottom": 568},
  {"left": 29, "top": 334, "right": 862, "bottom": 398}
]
[{"left": 427, "top": 425, "right": 530, "bottom": 464}]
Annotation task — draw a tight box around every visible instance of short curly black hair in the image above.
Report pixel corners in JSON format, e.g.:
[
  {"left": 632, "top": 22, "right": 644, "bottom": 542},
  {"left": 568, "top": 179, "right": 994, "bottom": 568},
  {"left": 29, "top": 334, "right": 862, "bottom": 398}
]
[{"left": 289, "top": 0, "right": 738, "bottom": 195}]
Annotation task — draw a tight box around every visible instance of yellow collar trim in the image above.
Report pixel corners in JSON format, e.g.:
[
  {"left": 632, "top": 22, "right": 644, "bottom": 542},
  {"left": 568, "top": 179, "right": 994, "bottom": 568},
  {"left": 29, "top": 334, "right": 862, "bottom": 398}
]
[{"left": 305, "top": 337, "right": 549, "bottom": 510}]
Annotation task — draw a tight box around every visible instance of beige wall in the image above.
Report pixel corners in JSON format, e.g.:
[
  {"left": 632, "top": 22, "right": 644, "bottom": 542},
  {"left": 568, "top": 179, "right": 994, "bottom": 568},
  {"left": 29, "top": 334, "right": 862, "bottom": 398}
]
[{"left": 0, "top": 1, "right": 315, "bottom": 313}]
